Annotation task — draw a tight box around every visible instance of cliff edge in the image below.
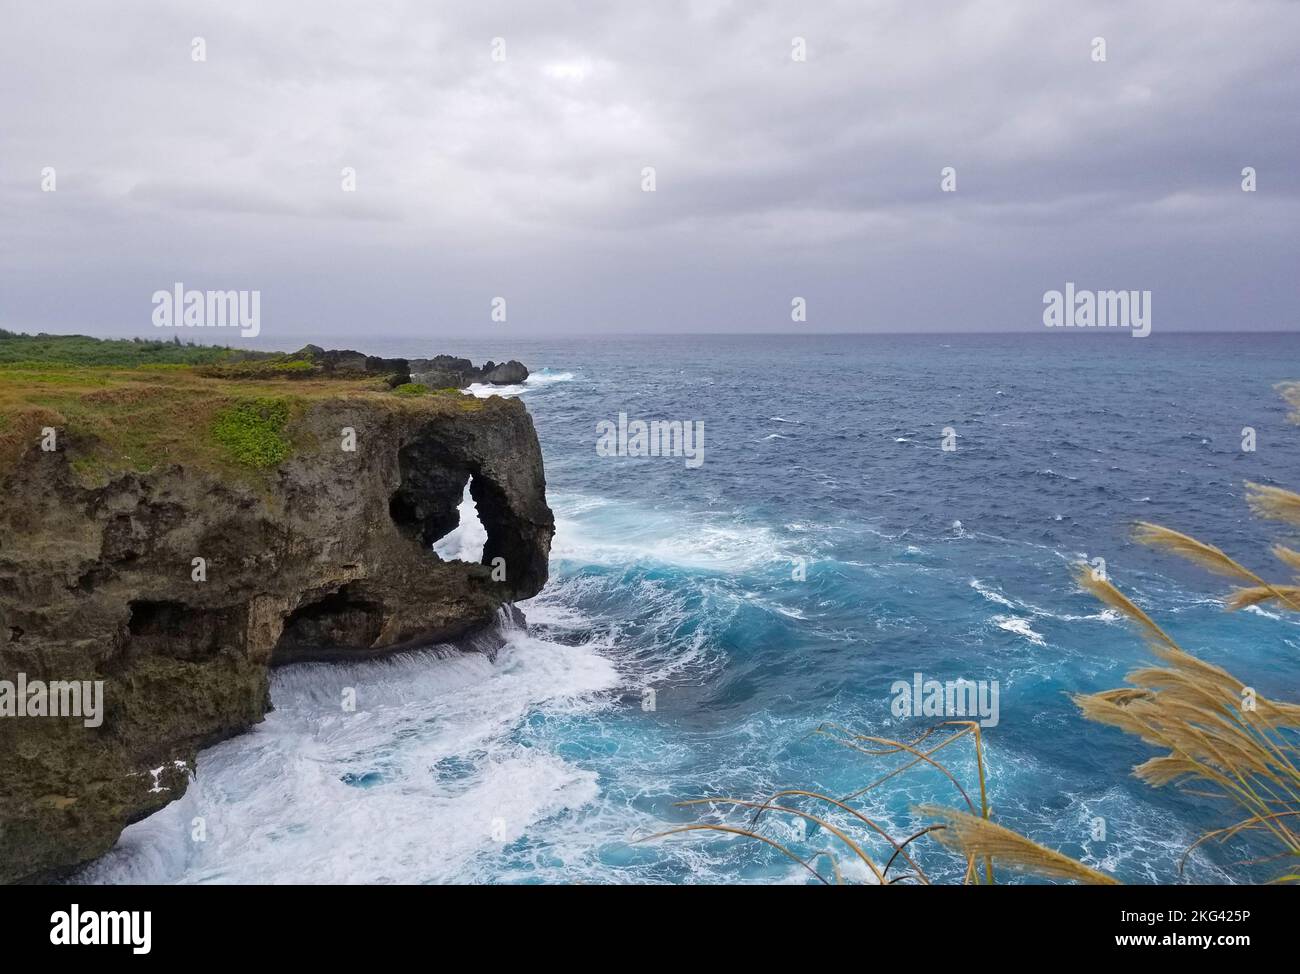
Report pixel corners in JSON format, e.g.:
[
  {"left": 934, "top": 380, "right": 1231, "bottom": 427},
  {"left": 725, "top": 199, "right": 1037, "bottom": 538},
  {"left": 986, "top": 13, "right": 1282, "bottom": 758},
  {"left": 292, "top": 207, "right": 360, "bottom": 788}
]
[{"left": 0, "top": 338, "right": 553, "bottom": 882}]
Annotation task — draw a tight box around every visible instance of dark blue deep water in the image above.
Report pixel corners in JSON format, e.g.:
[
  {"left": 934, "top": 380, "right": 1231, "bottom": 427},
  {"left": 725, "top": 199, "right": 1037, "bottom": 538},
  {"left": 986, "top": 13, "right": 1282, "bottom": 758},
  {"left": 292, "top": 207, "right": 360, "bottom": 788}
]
[{"left": 84, "top": 333, "right": 1300, "bottom": 884}]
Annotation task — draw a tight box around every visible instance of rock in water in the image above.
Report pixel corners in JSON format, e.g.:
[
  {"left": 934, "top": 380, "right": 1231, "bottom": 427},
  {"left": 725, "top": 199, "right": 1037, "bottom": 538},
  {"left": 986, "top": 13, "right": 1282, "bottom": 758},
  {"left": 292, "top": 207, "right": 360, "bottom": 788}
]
[
  {"left": 483, "top": 360, "right": 529, "bottom": 385},
  {"left": 409, "top": 357, "right": 530, "bottom": 388}
]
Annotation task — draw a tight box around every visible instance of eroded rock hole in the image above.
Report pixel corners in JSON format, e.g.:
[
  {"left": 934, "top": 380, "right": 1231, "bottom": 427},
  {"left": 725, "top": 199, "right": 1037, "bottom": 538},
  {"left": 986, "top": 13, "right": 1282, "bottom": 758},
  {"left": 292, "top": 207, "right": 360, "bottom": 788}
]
[
  {"left": 389, "top": 441, "right": 487, "bottom": 563},
  {"left": 389, "top": 441, "right": 470, "bottom": 547},
  {"left": 274, "top": 585, "right": 384, "bottom": 661},
  {"left": 388, "top": 433, "right": 544, "bottom": 593}
]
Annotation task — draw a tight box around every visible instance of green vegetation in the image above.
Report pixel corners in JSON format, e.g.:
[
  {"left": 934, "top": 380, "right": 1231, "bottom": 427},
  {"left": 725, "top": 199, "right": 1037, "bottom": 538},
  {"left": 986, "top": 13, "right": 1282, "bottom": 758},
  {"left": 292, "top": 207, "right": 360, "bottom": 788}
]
[
  {"left": 0, "top": 331, "right": 237, "bottom": 367},
  {"left": 0, "top": 331, "right": 490, "bottom": 481},
  {"left": 195, "top": 358, "right": 316, "bottom": 379},
  {"left": 212, "top": 398, "right": 292, "bottom": 468}
]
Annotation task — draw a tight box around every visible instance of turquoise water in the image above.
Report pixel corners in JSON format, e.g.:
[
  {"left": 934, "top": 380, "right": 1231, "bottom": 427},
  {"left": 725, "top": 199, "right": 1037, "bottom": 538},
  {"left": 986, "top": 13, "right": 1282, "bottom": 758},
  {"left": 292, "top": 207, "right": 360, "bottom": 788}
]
[{"left": 81, "top": 333, "right": 1300, "bottom": 884}]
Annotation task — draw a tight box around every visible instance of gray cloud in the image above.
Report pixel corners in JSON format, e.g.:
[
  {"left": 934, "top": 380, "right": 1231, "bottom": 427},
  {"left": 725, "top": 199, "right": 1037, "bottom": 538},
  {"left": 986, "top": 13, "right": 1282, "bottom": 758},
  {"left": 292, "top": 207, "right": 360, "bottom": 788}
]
[{"left": 1, "top": 0, "right": 1297, "bottom": 342}]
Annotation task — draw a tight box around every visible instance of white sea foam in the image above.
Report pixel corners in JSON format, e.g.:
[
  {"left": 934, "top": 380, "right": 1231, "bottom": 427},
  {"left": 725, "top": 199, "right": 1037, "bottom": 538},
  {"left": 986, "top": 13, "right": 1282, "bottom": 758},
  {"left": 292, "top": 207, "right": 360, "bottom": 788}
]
[
  {"left": 973, "top": 575, "right": 1122, "bottom": 624},
  {"left": 992, "top": 614, "right": 1047, "bottom": 646},
  {"left": 549, "top": 493, "right": 785, "bottom": 573},
  {"left": 465, "top": 369, "right": 575, "bottom": 399},
  {"left": 970, "top": 578, "right": 1017, "bottom": 609},
  {"left": 1245, "top": 604, "right": 1284, "bottom": 621},
  {"left": 432, "top": 487, "right": 488, "bottom": 563},
  {"left": 1054, "top": 608, "right": 1122, "bottom": 623},
  {"left": 75, "top": 624, "right": 619, "bottom": 884}
]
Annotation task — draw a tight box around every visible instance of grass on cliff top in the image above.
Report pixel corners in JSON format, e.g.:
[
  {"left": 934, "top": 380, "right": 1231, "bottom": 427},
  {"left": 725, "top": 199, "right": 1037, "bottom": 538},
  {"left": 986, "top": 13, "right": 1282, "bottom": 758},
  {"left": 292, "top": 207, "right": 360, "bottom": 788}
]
[
  {"left": 0, "top": 330, "right": 241, "bottom": 367},
  {"left": 0, "top": 336, "right": 488, "bottom": 482}
]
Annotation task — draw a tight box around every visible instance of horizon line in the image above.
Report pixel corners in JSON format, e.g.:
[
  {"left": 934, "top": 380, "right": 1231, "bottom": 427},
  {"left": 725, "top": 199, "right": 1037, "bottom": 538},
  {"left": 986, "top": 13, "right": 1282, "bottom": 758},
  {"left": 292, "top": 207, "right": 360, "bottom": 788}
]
[{"left": 5, "top": 326, "right": 1300, "bottom": 349}]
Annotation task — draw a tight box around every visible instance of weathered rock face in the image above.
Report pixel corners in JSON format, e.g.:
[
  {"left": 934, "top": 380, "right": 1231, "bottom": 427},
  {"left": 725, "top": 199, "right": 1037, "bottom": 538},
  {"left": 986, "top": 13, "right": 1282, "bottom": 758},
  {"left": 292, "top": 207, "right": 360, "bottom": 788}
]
[
  {"left": 0, "top": 395, "right": 553, "bottom": 882},
  {"left": 410, "top": 356, "right": 530, "bottom": 389}
]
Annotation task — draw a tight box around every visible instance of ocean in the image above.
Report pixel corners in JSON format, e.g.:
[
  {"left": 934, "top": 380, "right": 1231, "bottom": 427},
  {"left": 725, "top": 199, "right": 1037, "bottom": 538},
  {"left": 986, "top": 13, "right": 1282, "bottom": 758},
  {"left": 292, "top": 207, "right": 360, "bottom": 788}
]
[{"left": 79, "top": 333, "right": 1300, "bottom": 884}]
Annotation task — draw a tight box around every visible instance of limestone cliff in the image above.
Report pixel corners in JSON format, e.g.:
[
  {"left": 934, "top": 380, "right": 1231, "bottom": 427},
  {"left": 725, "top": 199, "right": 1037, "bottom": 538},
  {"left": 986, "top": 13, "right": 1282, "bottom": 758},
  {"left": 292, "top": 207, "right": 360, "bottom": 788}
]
[{"left": 0, "top": 387, "right": 553, "bottom": 882}]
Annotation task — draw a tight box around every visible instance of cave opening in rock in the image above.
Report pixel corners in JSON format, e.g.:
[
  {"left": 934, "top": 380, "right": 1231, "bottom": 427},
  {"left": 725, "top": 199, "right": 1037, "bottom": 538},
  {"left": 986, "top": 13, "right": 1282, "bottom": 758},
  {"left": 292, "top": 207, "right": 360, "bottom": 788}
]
[{"left": 273, "top": 585, "right": 385, "bottom": 662}]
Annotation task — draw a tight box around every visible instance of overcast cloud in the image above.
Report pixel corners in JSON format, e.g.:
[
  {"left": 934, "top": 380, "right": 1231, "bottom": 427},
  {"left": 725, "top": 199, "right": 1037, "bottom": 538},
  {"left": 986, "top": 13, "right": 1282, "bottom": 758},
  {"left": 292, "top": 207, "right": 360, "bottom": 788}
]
[{"left": 2, "top": 0, "right": 1298, "bottom": 343}]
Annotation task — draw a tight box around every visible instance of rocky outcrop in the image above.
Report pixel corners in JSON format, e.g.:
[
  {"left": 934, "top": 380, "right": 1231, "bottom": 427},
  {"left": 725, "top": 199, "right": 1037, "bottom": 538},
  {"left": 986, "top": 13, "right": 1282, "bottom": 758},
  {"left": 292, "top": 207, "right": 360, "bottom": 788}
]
[
  {"left": 410, "top": 356, "right": 530, "bottom": 389},
  {"left": 0, "top": 394, "right": 553, "bottom": 882},
  {"left": 285, "top": 345, "right": 412, "bottom": 385},
  {"left": 482, "top": 361, "right": 529, "bottom": 385}
]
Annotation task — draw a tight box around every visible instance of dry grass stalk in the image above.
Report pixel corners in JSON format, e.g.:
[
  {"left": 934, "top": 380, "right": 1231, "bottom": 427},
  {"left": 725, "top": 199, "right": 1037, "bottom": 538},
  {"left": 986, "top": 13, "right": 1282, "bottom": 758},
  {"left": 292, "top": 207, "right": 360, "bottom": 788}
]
[
  {"left": 1272, "top": 545, "right": 1300, "bottom": 576},
  {"left": 1132, "top": 521, "right": 1300, "bottom": 612},
  {"left": 1246, "top": 481, "right": 1300, "bottom": 529},
  {"left": 1226, "top": 585, "right": 1300, "bottom": 611},
  {"left": 1074, "top": 566, "right": 1176, "bottom": 648},
  {"left": 1074, "top": 490, "right": 1300, "bottom": 880},
  {"left": 646, "top": 722, "right": 993, "bottom": 884},
  {"left": 918, "top": 805, "right": 1120, "bottom": 884}
]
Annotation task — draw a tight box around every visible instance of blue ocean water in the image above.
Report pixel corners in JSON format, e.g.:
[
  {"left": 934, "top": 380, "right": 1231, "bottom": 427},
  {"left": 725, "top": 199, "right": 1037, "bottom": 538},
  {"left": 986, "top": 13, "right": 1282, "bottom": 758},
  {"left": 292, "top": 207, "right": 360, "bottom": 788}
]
[{"left": 81, "top": 333, "right": 1300, "bottom": 885}]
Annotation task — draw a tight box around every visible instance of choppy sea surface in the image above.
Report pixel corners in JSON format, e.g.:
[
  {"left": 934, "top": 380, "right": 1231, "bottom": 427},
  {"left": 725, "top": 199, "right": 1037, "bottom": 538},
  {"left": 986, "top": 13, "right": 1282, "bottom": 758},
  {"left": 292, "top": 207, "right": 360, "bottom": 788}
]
[{"left": 80, "top": 333, "right": 1300, "bottom": 884}]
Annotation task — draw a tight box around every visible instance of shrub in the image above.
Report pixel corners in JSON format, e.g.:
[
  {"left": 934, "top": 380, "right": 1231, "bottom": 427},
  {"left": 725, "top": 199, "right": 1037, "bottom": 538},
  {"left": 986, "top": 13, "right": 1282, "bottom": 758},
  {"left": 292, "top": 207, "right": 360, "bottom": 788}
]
[
  {"left": 211, "top": 398, "right": 291, "bottom": 468},
  {"left": 393, "top": 383, "right": 430, "bottom": 397}
]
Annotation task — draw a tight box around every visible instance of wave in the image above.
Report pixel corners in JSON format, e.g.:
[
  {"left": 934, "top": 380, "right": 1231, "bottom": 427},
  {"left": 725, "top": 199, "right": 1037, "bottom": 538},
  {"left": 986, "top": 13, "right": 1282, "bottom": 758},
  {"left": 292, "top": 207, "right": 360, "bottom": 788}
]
[
  {"left": 75, "top": 616, "right": 620, "bottom": 884},
  {"left": 992, "top": 614, "right": 1047, "bottom": 646},
  {"left": 971, "top": 577, "right": 1121, "bottom": 626},
  {"left": 552, "top": 518, "right": 783, "bottom": 573},
  {"left": 464, "top": 369, "right": 576, "bottom": 399},
  {"left": 970, "top": 578, "right": 1017, "bottom": 609},
  {"left": 549, "top": 492, "right": 787, "bottom": 573},
  {"left": 1034, "top": 468, "right": 1080, "bottom": 482},
  {"left": 527, "top": 369, "right": 575, "bottom": 385}
]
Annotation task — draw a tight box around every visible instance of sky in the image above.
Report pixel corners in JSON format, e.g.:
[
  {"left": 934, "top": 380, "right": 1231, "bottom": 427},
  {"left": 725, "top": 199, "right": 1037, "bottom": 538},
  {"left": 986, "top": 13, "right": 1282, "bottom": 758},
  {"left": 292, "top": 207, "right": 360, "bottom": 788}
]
[{"left": 2, "top": 0, "right": 1298, "bottom": 344}]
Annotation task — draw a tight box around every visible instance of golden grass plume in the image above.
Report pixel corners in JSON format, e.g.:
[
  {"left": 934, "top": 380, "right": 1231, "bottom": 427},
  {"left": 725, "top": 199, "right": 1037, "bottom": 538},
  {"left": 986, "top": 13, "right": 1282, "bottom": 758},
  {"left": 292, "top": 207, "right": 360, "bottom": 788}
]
[
  {"left": 918, "top": 805, "right": 1119, "bottom": 884},
  {"left": 1246, "top": 482, "right": 1300, "bottom": 529}
]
